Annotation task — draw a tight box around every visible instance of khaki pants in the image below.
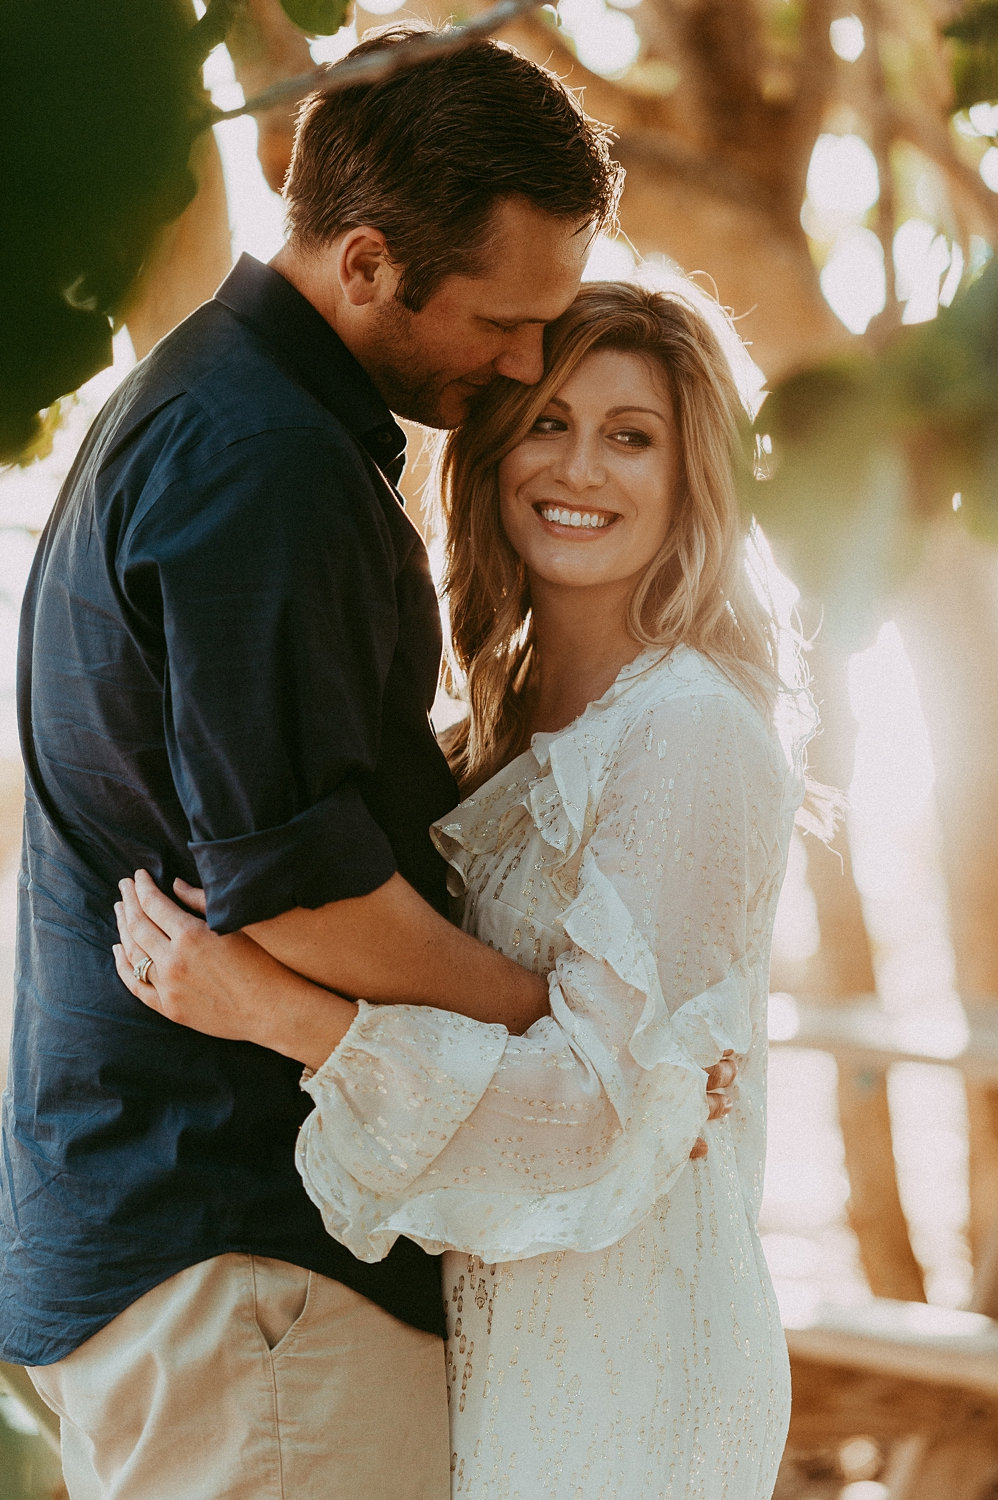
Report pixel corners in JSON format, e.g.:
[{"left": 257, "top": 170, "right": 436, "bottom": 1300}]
[{"left": 28, "top": 1254, "right": 450, "bottom": 1500}]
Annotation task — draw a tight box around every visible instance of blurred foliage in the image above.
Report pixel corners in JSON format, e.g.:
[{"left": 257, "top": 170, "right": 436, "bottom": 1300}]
[
  {"left": 279, "top": 0, "right": 352, "bottom": 34},
  {"left": 0, "top": 0, "right": 349, "bottom": 470},
  {"left": 748, "top": 254, "right": 998, "bottom": 645},
  {"left": 945, "top": 0, "right": 998, "bottom": 110},
  {"left": 0, "top": 1, "right": 207, "bottom": 464}
]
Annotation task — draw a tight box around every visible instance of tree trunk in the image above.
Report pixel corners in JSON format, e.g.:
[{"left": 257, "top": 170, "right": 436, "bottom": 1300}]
[
  {"left": 226, "top": 0, "right": 315, "bottom": 194},
  {"left": 121, "top": 128, "right": 232, "bottom": 359},
  {"left": 897, "top": 523, "right": 998, "bottom": 1309},
  {"left": 804, "top": 638, "right": 926, "bottom": 1302},
  {"left": 117, "top": 0, "right": 233, "bottom": 356}
]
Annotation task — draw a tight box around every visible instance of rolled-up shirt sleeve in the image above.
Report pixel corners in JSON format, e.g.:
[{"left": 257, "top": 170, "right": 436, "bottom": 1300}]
[{"left": 120, "top": 427, "right": 403, "bottom": 931}]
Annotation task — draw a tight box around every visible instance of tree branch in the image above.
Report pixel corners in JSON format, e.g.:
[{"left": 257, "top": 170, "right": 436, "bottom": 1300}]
[
  {"left": 224, "top": 0, "right": 314, "bottom": 192},
  {"left": 860, "top": 0, "right": 902, "bottom": 339},
  {"left": 794, "top": 0, "right": 837, "bottom": 90},
  {"left": 788, "top": 0, "right": 838, "bottom": 157},
  {"left": 890, "top": 104, "right": 998, "bottom": 236},
  {"left": 688, "top": 0, "right": 768, "bottom": 142},
  {"left": 618, "top": 127, "right": 784, "bottom": 220},
  {"left": 468, "top": 7, "right": 659, "bottom": 131},
  {"left": 206, "top": 0, "right": 547, "bottom": 123}
]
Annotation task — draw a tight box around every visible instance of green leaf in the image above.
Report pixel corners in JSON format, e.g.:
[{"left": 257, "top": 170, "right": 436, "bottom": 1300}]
[
  {"left": 944, "top": 0, "right": 998, "bottom": 44},
  {"left": 743, "top": 255, "right": 998, "bottom": 643},
  {"left": 279, "top": 0, "right": 352, "bottom": 36},
  {"left": 0, "top": 1, "right": 202, "bottom": 464},
  {"left": 744, "top": 360, "right": 905, "bottom": 648},
  {"left": 944, "top": 1, "right": 998, "bottom": 107}
]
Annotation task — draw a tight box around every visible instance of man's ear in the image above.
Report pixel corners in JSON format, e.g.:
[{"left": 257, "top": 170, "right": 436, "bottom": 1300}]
[{"left": 338, "top": 226, "right": 396, "bottom": 307}]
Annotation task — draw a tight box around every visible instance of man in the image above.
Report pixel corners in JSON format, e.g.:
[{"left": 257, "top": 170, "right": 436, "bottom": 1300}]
[{"left": 2, "top": 27, "right": 621, "bottom": 1499}]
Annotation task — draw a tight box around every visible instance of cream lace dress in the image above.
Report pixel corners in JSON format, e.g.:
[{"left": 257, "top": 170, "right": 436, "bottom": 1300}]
[{"left": 296, "top": 646, "right": 801, "bottom": 1498}]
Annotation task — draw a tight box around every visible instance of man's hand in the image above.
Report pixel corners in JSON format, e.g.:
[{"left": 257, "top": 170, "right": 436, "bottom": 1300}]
[{"left": 690, "top": 1051, "right": 737, "bottom": 1160}]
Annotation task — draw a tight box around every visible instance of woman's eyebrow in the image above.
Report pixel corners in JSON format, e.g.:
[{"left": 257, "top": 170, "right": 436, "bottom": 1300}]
[
  {"left": 543, "top": 398, "right": 669, "bottom": 419},
  {"left": 606, "top": 404, "right": 669, "bottom": 419}
]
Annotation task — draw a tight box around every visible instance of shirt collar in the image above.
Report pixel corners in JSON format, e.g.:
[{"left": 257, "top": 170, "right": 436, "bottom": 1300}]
[{"left": 213, "top": 253, "right": 407, "bottom": 486}]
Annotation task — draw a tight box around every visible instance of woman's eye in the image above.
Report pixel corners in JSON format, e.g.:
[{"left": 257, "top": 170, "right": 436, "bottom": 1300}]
[
  {"left": 612, "top": 428, "right": 652, "bottom": 448},
  {"left": 531, "top": 415, "right": 565, "bottom": 434}
]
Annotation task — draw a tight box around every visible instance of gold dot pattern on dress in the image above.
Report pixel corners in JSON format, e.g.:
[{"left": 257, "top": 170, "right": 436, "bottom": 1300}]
[{"left": 297, "top": 645, "right": 803, "bottom": 1497}]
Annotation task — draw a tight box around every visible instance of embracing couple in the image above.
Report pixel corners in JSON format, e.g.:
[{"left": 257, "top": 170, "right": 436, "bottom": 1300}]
[{"left": 2, "top": 24, "right": 805, "bottom": 1500}]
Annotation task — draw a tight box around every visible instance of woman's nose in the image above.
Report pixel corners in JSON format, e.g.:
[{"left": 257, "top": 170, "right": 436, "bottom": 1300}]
[{"left": 553, "top": 432, "right": 604, "bottom": 491}]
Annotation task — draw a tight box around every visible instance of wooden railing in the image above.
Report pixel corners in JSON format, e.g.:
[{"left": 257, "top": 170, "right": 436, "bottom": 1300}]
[{"left": 771, "top": 993, "right": 998, "bottom": 1499}]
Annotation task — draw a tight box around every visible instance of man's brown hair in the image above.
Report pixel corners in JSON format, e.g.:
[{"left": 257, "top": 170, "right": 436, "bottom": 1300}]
[{"left": 284, "top": 26, "right": 621, "bottom": 310}]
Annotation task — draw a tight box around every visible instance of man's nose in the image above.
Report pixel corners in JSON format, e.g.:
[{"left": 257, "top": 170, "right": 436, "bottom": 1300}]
[{"left": 494, "top": 327, "right": 545, "bottom": 386}]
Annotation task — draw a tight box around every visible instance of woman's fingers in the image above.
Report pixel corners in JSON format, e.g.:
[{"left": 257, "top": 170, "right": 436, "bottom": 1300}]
[
  {"left": 134, "top": 868, "right": 197, "bottom": 937},
  {"left": 112, "top": 942, "right": 161, "bottom": 1011},
  {"left": 706, "top": 1089, "right": 733, "bottom": 1121},
  {"left": 113, "top": 873, "right": 218, "bottom": 1030},
  {"left": 114, "top": 872, "right": 220, "bottom": 1029},
  {"left": 174, "top": 878, "right": 207, "bottom": 915},
  {"left": 705, "top": 1056, "right": 737, "bottom": 1093},
  {"left": 119, "top": 877, "right": 171, "bottom": 966},
  {"left": 114, "top": 901, "right": 148, "bottom": 974},
  {"left": 704, "top": 1051, "right": 737, "bottom": 1122}
]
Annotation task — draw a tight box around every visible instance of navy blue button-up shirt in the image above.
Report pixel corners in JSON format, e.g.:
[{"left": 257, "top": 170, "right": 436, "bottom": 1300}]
[{"left": 1, "top": 255, "right": 458, "bottom": 1364}]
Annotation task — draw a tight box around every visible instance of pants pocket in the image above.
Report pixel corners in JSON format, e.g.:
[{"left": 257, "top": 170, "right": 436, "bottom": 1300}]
[{"left": 248, "top": 1256, "right": 311, "bottom": 1354}]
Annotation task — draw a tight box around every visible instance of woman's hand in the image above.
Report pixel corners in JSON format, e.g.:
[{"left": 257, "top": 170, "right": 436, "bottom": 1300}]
[
  {"left": 690, "top": 1052, "right": 737, "bottom": 1160},
  {"left": 113, "top": 869, "right": 357, "bottom": 1067}
]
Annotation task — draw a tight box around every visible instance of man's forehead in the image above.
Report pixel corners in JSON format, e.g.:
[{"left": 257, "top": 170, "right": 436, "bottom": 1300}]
[
  {"left": 454, "top": 274, "right": 581, "bottom": 325},
  {"left": 450, "top": 213, "right": 593, "bottom": 318},
  {"left": 475, "top": 198, "right": 592, "bottom": 258}
]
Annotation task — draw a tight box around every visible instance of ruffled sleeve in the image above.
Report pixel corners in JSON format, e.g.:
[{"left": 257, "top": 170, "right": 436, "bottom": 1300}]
[{"left": 296, "top": 665, "right": 794, "bottom": 1263}]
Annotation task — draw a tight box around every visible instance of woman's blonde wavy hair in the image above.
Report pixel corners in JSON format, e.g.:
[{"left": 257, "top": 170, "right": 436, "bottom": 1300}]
[{"left": 435, "top": 279, "right": 803, "bottom": 792}]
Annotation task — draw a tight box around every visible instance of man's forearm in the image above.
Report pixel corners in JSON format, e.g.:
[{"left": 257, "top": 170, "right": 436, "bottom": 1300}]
[{"left": 245, "top": 872, "right": 549, "bottom": 1034}]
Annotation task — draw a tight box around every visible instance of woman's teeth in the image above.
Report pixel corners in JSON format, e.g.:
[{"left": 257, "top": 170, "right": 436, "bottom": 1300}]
[{"left": 538, "top": 506, "right": 614, "bottom": 530}]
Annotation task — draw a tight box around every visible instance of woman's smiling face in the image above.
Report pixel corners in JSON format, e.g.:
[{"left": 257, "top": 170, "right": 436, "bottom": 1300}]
[{"left": 497, "top": 347, "right": 679, "bottom": 605}]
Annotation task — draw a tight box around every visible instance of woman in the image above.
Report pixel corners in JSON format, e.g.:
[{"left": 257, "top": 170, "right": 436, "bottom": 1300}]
[{"left": 115, "top": 280, "right": 811, "bottom": 1497}]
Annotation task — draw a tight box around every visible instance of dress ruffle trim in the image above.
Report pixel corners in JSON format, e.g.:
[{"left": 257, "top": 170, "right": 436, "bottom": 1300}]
[
  {"left": 434, "top": 645, "right": 754, "bottom": 1071},
  {"left": 557, "top": 852, "right": 753, "bottom": 1073},
  {"left": 432, "top": 646, "right": 672, "bottom": 890},
  {"left": 296, "top": 999, "right": 712, "bottom": 1265}
]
